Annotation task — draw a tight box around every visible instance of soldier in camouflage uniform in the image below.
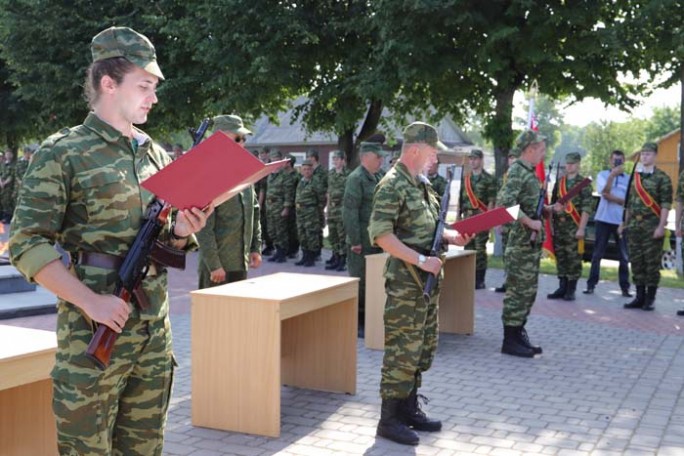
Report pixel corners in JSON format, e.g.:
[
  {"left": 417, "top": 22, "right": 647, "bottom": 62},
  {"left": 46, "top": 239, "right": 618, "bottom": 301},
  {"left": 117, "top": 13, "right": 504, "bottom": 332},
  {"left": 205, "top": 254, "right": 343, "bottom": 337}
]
[
  {"left": 325, "top": 150, "right": 349, "bottom": 271},
  {"left": 676, "top": 169, "right": 684, "bottom": 316},
  {"left": 494, "top": 150, "right": 519, "bottom": 293},
  {"left": 426, "top": 159, "right": 447, "bottom": 197},
  {"left": 12, "top": 145, "right": 35, "bottom": 206},
  {"left": 546, "top": 152, "right": 593, "bottom": 301},
  {"left": 294, "top": 159, "right": 322, "bottom": 266},
  {"left": 343, "top": 142, "right": 386, "bottom": 328},
  {"left": 620, "top": 142, "right": 672, "bottom": 311},
  {"left": 285, "top": 154, "right": 301, "bottom": 258},
  {"left": 459, "top": 149, "right": 498, "bottom": 289},
  {"left": 496, "top": 129, "right": 550, "bottom": 358},
  {"left": 196, "top": 115, "right": 261, "bottom": 287},
  {"left": 266, "top": 150, "right": 297, "bottom": 262},
  {"left": 256, "top": 147, "right": 274, "bottom": 256},
  {"left": 306, "top": 149, "right": 328, "bottom": 259},
  {"left": 8, "top": 27, "right": 210, "bottom": 455},
  {"left": 369, "top": 122, "right": 470, "bottom": 446},
  {"left": 0, "top": 148, "right": 16, "bottom": 223}
]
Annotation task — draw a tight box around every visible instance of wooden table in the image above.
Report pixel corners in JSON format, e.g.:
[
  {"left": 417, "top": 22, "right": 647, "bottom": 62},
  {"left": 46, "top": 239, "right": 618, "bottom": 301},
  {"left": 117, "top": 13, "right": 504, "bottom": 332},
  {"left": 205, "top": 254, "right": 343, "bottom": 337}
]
[
  {"left": 365, "top": 249, "right": 476, "bottom": 350},
  {"left": 0, "top": 325, "right": 57, "bottom": 456},
  {"left": 190, "top": 273, "right": 358, "bottom": 437}
]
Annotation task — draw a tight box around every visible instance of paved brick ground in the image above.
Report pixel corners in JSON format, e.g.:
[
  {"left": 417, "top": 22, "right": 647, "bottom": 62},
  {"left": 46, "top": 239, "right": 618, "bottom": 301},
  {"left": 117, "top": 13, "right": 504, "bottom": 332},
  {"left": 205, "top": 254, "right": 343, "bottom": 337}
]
[{"left": 4, "top": 250, "right": 684, "bottom": 456}]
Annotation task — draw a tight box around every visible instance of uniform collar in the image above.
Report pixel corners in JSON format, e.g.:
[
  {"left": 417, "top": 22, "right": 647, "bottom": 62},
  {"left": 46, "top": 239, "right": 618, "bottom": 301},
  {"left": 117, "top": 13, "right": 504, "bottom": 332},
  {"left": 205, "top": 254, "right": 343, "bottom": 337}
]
[
  {"left": 394, "top": 162, "right": 421, "bottom": 187},
  {"left": 84, "top": 112, "right": 150, "bottom": 147}
]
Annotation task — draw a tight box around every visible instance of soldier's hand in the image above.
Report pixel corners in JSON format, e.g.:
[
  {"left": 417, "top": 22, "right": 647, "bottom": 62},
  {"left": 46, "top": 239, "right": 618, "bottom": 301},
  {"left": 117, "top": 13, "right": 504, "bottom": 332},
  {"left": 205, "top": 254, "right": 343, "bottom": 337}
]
[
  {"left": 175, "top": 204, "right": 214, "bottom": 238},
  {"left": 617, "top": 223, "right": 625, "bottom": 237},
  {"left": 553, "top": 202, "right": 563, "bottom": 213},
  {"left": 575, "top": 228, "right": 585, "bottom": 240},
  {"left": 281, "top": 208, "right": 289, "bottom": 217},
  {"left": 351, "top": 244, "right": 362, "bottom": 254},
  {"left": 446, "top": 230, "right": 473, "bottom": 246},
  {"left": 525, "top": 219, "right": 542, "bottom": 232},
  {"left": 653, "top": 226, "right": 665, "bottom": 239},
  {"left": 419, "top": 256, "right": 443, "bottom": 276},
  {"left": 210, "top": 267, "right": 226, "bottom": 283},
  {"left": 249, "top": 252, "right": 262, "bottom": 269},
  {"left": 83, "top": 294, "right": 130, "bottom": 334}
]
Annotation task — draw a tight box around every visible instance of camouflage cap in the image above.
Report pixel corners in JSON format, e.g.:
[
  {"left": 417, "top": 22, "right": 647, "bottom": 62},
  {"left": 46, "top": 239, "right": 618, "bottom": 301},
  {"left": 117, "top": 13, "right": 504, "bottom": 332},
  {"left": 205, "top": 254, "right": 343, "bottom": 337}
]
[
  {"left": 91, "top": 27, "right": 164, "bottom": 80},
  {"left": 331, "top": 150, "right": 344, "bottom": 159},
  {"left": 514, "top": 129, "right": 546, "bottom": 152},
  {"left": 402, "top": 122, "right": 448, "bottom": 151},
  {"left": 359, "top": 142, "right": 387, "bottom": 157},
  {"left": 269, "top": 149, "right": 283, "bottom": 160},
  {"left": 469, "top": 149, "right": 484, "bottom": 159},
  {"left": 640, "top": 142, "right": 658, "bottom": 153},
  {"left": 301, "top": 159, "right": 314, "bottom": 167},
  {"left": 565, "top": 152, "right": 582, "bottom": 164},
  {"left": 212, "top": 114, "right": 252, "bottom": 136},
  {"left": 305, "top": 149, "right": 319, "bottom": 159}
]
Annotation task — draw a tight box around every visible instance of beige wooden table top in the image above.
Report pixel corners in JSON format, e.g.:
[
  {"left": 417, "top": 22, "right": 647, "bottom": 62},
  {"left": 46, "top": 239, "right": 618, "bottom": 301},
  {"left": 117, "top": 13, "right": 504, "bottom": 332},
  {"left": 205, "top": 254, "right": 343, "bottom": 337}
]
[{"left": 0, "top": 324, "right": 56, "bottom": 390}]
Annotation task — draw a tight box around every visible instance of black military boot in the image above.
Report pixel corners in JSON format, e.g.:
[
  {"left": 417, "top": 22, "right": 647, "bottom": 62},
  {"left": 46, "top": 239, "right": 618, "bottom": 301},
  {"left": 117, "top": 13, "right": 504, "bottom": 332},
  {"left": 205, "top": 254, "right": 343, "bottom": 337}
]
[
  {"left": 547, "top": 277, "right": 567, "bottom": 300},
  {"left": 642, "top": 286, "right": 657, "bottom": 311},
  {"left": 376, "top": 398, "right": 419, "bottom": 446},
  {"left": 563, "top": 279, "right": 577, "bottom": 301},
  {"left": 624, "top": 285, "right": 645, "bottom": 309},
  {"left": 325, "top": 253, "right": 338, "bottom": 266},
  {"left": 501, "top": 326, "right": 535, "bottom": 358},
  {"left": 294, "top": 250, "right": 308, "bottom": 266},
  {"left": 519, "top": 325, "right": 542, "bottom": 354},
  {"left": 267, "top": 248, "right": 283, "bottom": 262},
  {"left": 325, "top": 254, "right": 340, "bottom": 270},
  {"left": 261, "top": 245, "right": 274, "bottom": 256},
  {"left": 335, "top": 255, "right": 347, "bottom": 271},
  {"left": 494, "top": 283, "right": 507, "bottom": 293},
  {"left": 302, "top": 250, "right": 316, "bottom": 267},
  {"left": 398, "top": 386, "right": 442, "bottom": 432},
  {"left": 475, "top": 269, "right": 486, "bottom": 289}
]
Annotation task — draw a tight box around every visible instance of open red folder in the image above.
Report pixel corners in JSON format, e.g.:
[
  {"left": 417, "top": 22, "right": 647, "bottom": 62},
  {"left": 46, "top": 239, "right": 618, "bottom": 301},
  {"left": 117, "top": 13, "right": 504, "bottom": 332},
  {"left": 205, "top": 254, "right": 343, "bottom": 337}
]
[
  {"left": 141, "top": 131, "right": 289, "bottom": 210},
  {"left": 451, "top": 205, "right": 519, "bottom": 235}
]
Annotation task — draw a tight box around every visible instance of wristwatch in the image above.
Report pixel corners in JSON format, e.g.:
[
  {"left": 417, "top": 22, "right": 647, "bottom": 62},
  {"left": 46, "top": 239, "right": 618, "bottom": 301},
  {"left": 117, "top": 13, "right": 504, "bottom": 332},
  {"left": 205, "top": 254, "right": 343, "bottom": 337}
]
[
  {"left": 417, "top": 254, "right": 427, "bottom": 266},
  {"left": 169, "top": 220, "right": 189, "bottom": 241}
]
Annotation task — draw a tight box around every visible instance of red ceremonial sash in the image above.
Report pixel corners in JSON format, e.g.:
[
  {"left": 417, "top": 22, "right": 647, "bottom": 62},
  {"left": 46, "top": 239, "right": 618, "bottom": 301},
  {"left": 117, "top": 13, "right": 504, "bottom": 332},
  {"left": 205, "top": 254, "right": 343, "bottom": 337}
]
[
  {"left": 559, "top": 176, "right": 581, "bottom": 226},
  {"left": 465, "top": 174, "right": 488, "bottom": 212},
  {"left": 634, "top": 172, "right": 661, "bottom": 218}
]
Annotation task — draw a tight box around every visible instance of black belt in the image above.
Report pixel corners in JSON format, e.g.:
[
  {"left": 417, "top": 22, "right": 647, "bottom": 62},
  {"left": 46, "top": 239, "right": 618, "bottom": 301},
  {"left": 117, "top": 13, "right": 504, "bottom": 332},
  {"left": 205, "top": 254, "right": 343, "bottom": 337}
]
[{"left": 76, "top": 251, "right": 124, "bottom": 270}]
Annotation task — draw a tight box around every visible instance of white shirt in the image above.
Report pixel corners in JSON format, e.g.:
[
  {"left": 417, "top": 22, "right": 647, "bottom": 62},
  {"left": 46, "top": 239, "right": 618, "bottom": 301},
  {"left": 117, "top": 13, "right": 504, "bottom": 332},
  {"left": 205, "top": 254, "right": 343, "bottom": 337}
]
[{"left": 594, "top": 169, "right": 629, "bottom": 225}]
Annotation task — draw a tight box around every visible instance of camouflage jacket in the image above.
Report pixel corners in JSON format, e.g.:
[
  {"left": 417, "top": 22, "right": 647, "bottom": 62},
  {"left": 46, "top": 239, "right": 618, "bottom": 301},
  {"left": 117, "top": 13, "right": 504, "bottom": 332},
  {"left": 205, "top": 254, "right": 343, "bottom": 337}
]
[
  {"left": 196, "top": 186, "right": 261, "bottom": 272},
  {"left": 312, "top": 165, "right": 328, "bottom": 208},
  {"left": 266, "top": 168, "right": 296, "bottom": 209},
  {"left": 369, "top": 162, "right": 439, "bottom": 253},
  {"left": 327, "top": 167, "right": 349, "bottom": 212},
  {"left": 428, "top": 173, "right": 447, "bottom": 197},
  {"left": 9, "top": 113, "right": 196, "bottom": 320},
  {"left": 14, "top": 158, "right": 30, "bottom": 188},
  {"left": 626, "top": 167, "right": 672, "bottom": 222},
  {"left": 1, "top": 161, "right": 15, "bottom": 193},
  {"left": 295, "top": 177, "right": 320, "bottom": 208},
  {"left": 550, "top": 174, "right": 594, "bottom": 224},
  {"left": 460, "top": 170, "right": 497, "bottom": 215},
  {"left": 496, "top": 159, "right": 545, "bottom": 246},
  {"left": 343, "top": 165, "right": 381, "bottom": 248}
]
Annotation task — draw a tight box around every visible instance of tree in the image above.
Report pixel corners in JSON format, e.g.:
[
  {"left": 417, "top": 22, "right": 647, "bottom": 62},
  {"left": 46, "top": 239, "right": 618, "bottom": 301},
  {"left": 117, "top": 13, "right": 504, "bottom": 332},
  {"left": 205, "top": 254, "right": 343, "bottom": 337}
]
[{"left": 645, "top": 106, "right": 681, "bottom": 140}]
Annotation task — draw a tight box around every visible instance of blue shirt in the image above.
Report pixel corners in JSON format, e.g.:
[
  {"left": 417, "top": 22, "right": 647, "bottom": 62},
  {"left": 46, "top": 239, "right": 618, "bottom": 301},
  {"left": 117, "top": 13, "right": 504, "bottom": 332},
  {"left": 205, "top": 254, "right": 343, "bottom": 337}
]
[{"left": 594, "top": 169, "right": 629, "bottom": 225}]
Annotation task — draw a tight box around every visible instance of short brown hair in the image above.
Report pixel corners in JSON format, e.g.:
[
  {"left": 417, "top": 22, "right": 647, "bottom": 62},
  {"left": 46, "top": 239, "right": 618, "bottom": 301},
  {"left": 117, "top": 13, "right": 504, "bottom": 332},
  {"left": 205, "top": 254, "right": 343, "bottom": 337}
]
[{"left": 84, "top": 57, "right": 136, "bottom": 108}]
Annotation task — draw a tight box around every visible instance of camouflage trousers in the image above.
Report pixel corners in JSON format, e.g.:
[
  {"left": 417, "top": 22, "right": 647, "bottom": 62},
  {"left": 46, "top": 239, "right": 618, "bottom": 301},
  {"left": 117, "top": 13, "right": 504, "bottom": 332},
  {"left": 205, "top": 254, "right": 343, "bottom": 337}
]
[
  {"left": 198, "top": 268, "right": 247, "bottom": 289},
  {"left": 465, "top": 229, "right": 489, "bottom": 271},
  {"left": 1, "top": 187, "right": 15, "bottom": 217},
  {"left": 51, "top": 304, "right": 174, "bottom": 456},
  {"left": 260, "top": 203, "right": 272, "bottom": 248},
  {"left": 296, "top": 206, "right": 321, "bottom": 251},
  {"left": 552, "top": 219, "right": 583, "bottom": 280},
  {"left": 381, "top": 257, "right": 441, "bottom": 399},
  {"left": 327, "top": 210, "right": 346, "bottom": 255},
  {"left": 627, "top": 218, "right": 662, "bottom": 286},
  {"left": 502, "top": 243, "right": 542, "bottom": 326},
  {"left": 347, "top": 245, "right": 382, "bottom": 312},
  {"left": 266, "top": 203, "right": 290, "bottom": 250}
]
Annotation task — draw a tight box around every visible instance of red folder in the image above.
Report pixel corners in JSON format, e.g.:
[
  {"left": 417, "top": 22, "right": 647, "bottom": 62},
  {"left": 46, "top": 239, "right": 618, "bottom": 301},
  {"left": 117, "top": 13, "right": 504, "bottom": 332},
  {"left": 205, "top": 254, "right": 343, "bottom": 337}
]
[
  {"left": 451, "top": 205, "right": 519, "bottom": 235},
  {"left": 141, "top": 131, "right": 289, "bottom": 210}
]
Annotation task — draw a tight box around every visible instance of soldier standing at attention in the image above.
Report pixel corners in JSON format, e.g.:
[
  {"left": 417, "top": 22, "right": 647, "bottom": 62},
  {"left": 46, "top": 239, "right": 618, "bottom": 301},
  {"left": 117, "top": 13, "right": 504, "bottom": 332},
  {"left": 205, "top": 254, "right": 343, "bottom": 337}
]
[
  {"left": 620, "top": 142, "right": 672, "bottom": 311},
  {"left": 196, "top": 115, "right": 261, "bottom": 287},
  {"left": 497, "top": 130, "right": 550, "bottom": 358},
  {"left": 494, "top": 149, "right": 519, "bottom": 293},
  {"left": 294, "top": 159, "right": 321, "bottom": 266},
  {"left": 325, "top": 150, "right": 349, "bottom": 271},
  {"left": 426, "top": 158, "right": 447, "bottom": 197},
  {"left": 266, "top": 150, "right": 297, "bottom": 263},
  {"left": 306, "top": 149, "right": 328, "bottom": 260},
  {"left": 546, "top": 152, "right": 593, "bottom": 301},
  {"left": 369, "top": 122, "right": 470, "bottom": 446},
  {"left": 9, "top": 27, "right": 210, "bottom": 455},
  {"left": 460, "top": 149, "right": 497, "bottom": 289},
  {"left": 343, "top": 142, "right": 386, "bottom": 333}
]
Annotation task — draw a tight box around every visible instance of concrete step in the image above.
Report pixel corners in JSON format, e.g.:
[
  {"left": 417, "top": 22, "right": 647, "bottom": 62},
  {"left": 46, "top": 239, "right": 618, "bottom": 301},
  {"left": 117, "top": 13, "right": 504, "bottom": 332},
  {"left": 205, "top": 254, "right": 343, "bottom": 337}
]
[
  {"left": 0, "top": 265, "right": 37, "bottom": 294},
  {"left": 0, "top": 286, "right": 57, "bottom": 320}
]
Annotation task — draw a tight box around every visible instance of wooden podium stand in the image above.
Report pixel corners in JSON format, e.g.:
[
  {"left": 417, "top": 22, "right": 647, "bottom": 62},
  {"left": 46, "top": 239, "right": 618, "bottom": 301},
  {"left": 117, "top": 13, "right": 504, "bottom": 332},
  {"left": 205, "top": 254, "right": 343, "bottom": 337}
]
[
  {"left": 365, "top": 249, "right": 476, "bottom": 350},
  {"left": 191, "top": 273, "right": 358, "bottom": 437},
  {"left": 0, "top": 325, "right": 57, "bottom": 456}
]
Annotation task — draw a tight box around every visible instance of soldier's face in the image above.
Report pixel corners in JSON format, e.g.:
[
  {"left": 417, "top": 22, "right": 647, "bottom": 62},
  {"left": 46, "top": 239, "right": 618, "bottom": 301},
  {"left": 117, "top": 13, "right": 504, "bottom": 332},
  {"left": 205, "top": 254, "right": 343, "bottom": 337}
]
[
  {"left": 640, "top": 151, "right": 656, "bottom": 166},
  {"left": 364, "top": 152, "right": 383, "bottom": 173},
  {"left": 565, "top": 162, "right": 579, "bottom": 175},
  {"left": 416, "top": 144, "right": 437, "bottom": 171},
  {"left": 332, "top": 156, "right": 344, "bottom": 169},
  {"left": 111, "top": 66, "right": 159, "bottom": 125},
  {"left": 468, "top": 156, "right": 482, "bottom": 170},
  {"left": 529, "top": 141, "right": 546, "bottom": 165},
  {"left": 301, "top": 165, "right": 313, "bottom": 178}
]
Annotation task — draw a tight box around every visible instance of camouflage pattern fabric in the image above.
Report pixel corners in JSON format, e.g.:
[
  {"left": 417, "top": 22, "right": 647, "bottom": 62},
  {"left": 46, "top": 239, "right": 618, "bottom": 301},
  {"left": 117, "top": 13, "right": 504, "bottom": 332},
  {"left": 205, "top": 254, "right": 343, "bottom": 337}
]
[
  {"left": 255, "top": 175, "right": 272, "bottom": 249},
  {"left": 12, "top": 157, "right": 31, "bottom": 204},
  {"left": 295, "top": 176, "right": 322, "bottom": 251},
  {"left": 327, "top": 167, "right": 349, "bottom": 255},
  {"left": 9, "top": 113, "right": 196, "bottom": 455},
  {"left": 266, "top": 167, "right": 296, "bottom": 250},
  {"left": 626, "top": 168, "right": 673, "bottom": 286},
  {"left": 312, "top": 164, "right": 328, "bottom": 248},
  {"left": 551, "top": 174, "right": 593, "bottom": 280},
  {"left": 343, "top": 165, "right": 383, "bottom": 307},
  {"left": 428, "top": 173, "right": 447, "bottom": 198},
  {"left": 496, "top": 159, "right": 544, "bottom": 326},
  {"left": 1, "top": 160, "right": 16, "bottom": 216},
  {"left": 368, "top": 162, "right": 442, "bottom": 399},
  {"left": 461, "top": 171, "right": 497, "bottom": 271},
  {"left": 285, "top": 168, "right": 300, "bottom": 254},
  {"left": 196, "top": 186, "right": 261, "bottom": 288}
]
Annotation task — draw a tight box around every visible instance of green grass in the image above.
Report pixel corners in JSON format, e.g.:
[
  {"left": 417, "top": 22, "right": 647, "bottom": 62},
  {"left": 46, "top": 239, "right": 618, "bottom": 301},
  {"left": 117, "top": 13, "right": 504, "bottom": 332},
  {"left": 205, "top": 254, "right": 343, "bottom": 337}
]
[{"left": 488, "top": 256, "right": 684, "bottom": 289}]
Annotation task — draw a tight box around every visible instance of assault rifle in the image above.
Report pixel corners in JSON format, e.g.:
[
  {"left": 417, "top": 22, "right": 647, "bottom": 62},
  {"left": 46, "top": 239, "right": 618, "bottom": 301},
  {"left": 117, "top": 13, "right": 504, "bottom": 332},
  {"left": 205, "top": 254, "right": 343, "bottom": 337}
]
[
  {"left": 85, "top": 118, "right": 212, "bottom": 369},
  {"left": 529, "top": 163, "right": 553, "bottom": 246},
  {"left": 423, "top": 165, "right": 456, "bottom": 301}
]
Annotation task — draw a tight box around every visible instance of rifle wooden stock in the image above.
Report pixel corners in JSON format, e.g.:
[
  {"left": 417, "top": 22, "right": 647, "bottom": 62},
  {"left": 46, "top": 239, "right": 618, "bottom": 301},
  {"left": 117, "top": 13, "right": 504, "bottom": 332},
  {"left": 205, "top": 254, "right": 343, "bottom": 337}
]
[{"left": 85, "top": 287, "right": 131, "bottom": 370}]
